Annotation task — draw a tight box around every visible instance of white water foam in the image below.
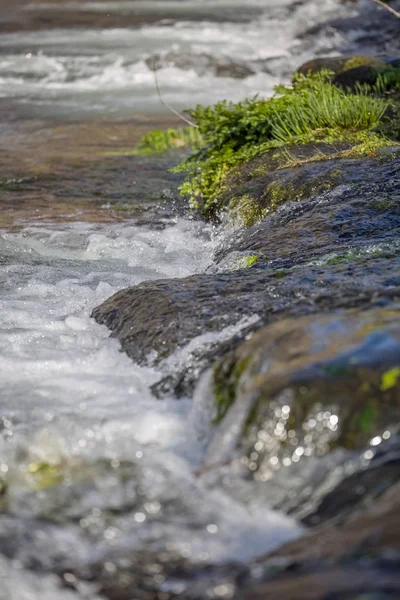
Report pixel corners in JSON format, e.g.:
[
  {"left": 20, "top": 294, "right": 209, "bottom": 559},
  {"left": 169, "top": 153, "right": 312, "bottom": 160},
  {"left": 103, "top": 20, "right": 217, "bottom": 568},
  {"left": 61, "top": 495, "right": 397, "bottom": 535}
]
[
  {"left": 0, "top": 219, "right": 301, "bottom": 595},
  {"left": 0, "top": 0, "right": 355, "bottom": 116},
  {"left": 0, "top": 219, "right": 214, "bottom": 434}
]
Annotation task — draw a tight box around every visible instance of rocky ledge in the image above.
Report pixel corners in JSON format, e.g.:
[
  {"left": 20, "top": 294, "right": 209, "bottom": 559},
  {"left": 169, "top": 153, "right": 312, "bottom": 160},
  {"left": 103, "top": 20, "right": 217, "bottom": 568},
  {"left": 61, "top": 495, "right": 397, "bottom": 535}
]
[{"left": 92, "top": 56, "right": 400, "bottom": 598}]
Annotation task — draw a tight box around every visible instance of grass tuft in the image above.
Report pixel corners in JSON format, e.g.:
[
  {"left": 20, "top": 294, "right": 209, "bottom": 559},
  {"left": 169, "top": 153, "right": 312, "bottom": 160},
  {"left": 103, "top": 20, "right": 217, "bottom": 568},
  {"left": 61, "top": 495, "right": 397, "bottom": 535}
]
[
  {"left": 136, "top": 126, "right": 204, "bottom": 154},
  {"left": 169, "top": 71, "right": 393, "bottom": 217}
]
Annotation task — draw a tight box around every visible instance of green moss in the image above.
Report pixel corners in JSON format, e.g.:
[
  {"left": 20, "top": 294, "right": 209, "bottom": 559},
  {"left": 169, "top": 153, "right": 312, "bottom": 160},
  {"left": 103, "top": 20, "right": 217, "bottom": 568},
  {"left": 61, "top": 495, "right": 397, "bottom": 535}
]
[
  {"left": 367, "top": 198, "right": 398, "bottom": 211},
  {"left": 213, "top": 354, "right": 252, "bottom": 423},
  {"left": 170, "top": 72, "right": 393, "bottom": 218},
  {"left": 308, "top": 245, "right": 398, "bottom": 267},
  {"left": 246, "top": 255, "right": 259, "bottom": 267},
  {"left": 135, "top": 126, "right": 204, "bottom": 155},
  {"left": 381, "top": 367, "right": 400, "bottom": 391},
  {"left": 357, "top": 400, "right": 379, "bottom": 434},
  {"left": 228, "top": 194, "right": 268, "bottom": 227},
  {"left": 343, "top": 57, "right": 386, "bottom": 71},
  {"left": 135, "top": 70, "right": 399, "bottom": 223},
  {"left": 272, "top": 270, "right": 289, "bottom": 279},
  {"left": 219, "top": 252, "right": 262, "bottom": 271},
  {"left": 251, "top": 164, "right": 271, "bottom": 178},
  {"left": 276, "top": 132, "right": 398, "bottom": 170},
  {"left": 266, "top": 181, "right": 295, "bottom": 210}
]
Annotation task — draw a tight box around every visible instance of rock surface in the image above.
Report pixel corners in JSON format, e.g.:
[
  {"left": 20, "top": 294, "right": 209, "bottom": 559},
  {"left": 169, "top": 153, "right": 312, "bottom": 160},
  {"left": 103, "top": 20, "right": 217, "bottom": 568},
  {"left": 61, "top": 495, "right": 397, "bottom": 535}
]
[
  {"left": 93, "top": 152, "right": 400, "bottom": 390},
  {"left": 238, "top": 476, "right": 400, "bottom": 600}
]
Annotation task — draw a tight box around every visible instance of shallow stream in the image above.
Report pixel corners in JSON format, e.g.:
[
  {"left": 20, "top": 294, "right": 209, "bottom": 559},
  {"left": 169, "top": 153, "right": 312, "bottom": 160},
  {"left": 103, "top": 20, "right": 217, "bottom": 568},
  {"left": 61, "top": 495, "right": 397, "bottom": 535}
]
[{"left": 0, "top": 1, "right": 397, "bottom": 598}]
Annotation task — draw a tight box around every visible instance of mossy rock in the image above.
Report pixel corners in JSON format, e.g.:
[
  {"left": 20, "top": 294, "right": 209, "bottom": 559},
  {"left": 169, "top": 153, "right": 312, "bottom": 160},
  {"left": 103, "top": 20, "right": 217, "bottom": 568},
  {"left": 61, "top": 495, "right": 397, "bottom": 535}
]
[
  {"left": 296, "top": 55, "right": 387, "bottom": 78},
  {"left": 219, "top": 143, "right": 348, "bottom": 227},
  {"left": 208, "top": 308, "right": 400, "bottom": 480},
  {"left": 297, "top": 56, "right": 400, "bottom": 94},
  {"left": 333, "top": 65, "right": 382, "bottom": 90}
]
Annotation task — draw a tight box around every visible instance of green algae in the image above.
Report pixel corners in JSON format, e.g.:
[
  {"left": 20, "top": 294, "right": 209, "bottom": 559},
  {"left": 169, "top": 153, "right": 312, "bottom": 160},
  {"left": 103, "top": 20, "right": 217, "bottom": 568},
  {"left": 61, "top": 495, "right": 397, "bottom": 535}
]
[
  {"left": 28, "top": 461, "right": 64, "bottom": 490},
  {"left": 213, "top": 354, "right": 252, "bottom": 423},
  {"left": 343, "top": 57, "right": 386, "bottom": 71},
  {"left": 226, "top": 168, "right": 344, "bottom": 226}
]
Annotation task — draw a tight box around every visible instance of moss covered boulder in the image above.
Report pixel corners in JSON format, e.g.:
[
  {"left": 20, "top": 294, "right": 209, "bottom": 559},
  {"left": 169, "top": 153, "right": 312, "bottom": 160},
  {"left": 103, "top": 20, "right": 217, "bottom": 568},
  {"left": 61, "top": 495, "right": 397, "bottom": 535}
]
[
  {"left": 296, "top": 55, "right": 387, "bottom": 78},
  {"left": 297, "top": 55, "right": 400, "bottom": 95}
]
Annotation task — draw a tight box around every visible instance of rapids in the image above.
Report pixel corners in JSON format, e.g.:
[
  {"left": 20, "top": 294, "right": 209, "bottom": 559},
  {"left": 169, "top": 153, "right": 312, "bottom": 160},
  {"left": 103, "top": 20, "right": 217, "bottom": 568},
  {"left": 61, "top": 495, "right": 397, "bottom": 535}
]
[{"left": 0, "top": 0, "right": 398, "bottom": 598}]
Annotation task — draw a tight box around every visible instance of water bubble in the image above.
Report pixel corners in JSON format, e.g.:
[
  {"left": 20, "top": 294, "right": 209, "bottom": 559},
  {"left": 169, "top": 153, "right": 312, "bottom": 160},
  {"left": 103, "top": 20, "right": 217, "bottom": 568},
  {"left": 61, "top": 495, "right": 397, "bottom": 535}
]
[
  {"left": 104, "top": 527, "right": 120, "bottom": 539},
  {"left": 134, "top": 512, "right": 146, "bottom": 523},
  {"left": 207, "top": 524, "right": 218, "bottom": 534},
  {"left": 329, "top": 415, "right": 339, "bottom": 426},
  {"left": 213, "top": 583, "right": 235, "bottom": 598},
  {"left": 144, "top": 501, "right": 161, "bottom": 515},
  {"left": 370, "top": 436, "right": 382, "bottom": 446}
]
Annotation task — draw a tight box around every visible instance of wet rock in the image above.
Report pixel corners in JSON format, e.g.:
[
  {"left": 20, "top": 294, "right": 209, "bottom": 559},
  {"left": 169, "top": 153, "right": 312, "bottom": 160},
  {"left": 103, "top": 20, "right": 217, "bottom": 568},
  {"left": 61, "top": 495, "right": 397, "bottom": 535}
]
[
  {"left": 92, "top": 255, "right": 400, "bottom": 366},
  {"left": 206, "top": 309, "right": 400, "bottom": 480},
  {"left": 302, "top": 438, "right": 400, "bottom": 525},
  {"left": 333, "top": 64, "right": 382, "bottom": 89},
  {"left": 148, "top": 51, "right": 255, "bottom": 79},
  {"left": 237, "top": 480, "right": 400, "bottom": 600},
  {"left": 214, "top": 153, "right": 400, "bottom": 265},
  {"left": 93, "top": 153, "right": 400, "bottom": 382},
  {"left": 296, "top": 55, "right": 400, "bottom": 94}
]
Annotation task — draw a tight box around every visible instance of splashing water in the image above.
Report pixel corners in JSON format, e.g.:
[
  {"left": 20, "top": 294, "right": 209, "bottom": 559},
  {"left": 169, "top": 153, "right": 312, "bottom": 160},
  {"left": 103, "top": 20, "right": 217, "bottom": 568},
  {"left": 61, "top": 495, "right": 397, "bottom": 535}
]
[
  {"left": 0, "top": 0, "right": 357, "bottom": 117},
  {"left": 0, "top": 218, "right": 302, "bottom": 599}
]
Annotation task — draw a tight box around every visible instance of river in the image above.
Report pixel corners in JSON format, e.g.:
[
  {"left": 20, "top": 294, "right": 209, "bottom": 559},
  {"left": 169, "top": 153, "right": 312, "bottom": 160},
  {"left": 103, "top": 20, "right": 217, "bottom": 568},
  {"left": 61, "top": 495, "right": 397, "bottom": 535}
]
[{"left": 0, "top": 1, "right": 396, "bottom": 598}]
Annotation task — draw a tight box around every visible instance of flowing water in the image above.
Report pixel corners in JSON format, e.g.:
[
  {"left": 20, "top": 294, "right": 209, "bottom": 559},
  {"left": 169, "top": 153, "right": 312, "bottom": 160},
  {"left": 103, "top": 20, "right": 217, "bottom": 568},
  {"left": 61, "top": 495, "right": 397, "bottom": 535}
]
[
  {"left": 0, "top": 0, "right": 393, "bottom": 597},
  {"left": 0, "top": 0, "right": 358, "bottom": 118}
]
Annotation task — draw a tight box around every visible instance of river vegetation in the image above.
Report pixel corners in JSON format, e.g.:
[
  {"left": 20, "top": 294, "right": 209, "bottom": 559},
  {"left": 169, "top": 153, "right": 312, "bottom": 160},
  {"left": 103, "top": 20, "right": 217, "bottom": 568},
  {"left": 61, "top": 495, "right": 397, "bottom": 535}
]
[{"left": 138, "top": 67, "right": 400, "bottom": 220}]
